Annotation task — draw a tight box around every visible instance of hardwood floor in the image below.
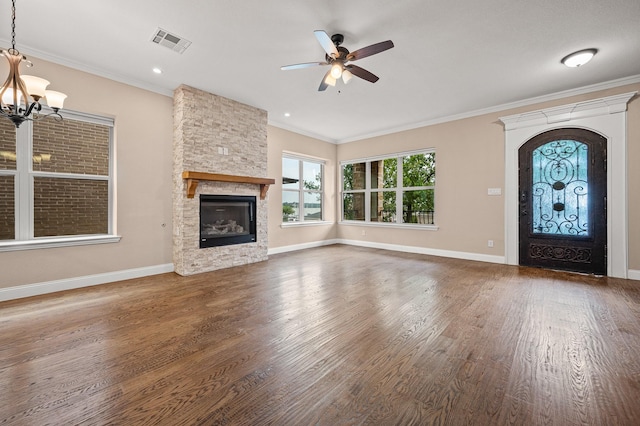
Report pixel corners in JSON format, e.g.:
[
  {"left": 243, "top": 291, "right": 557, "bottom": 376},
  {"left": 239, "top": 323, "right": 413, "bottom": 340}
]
[{"left": 1, "top": 245, "right": 639, "bottom": 425}]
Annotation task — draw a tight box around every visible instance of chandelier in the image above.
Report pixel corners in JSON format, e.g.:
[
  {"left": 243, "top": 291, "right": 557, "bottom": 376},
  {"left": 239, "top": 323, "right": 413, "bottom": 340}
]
[{"left": 0, "top": 0, "right": 67, "bottom": 128}]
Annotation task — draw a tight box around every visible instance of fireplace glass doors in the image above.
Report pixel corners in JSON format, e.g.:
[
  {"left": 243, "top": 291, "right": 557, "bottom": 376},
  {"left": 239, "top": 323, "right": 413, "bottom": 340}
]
[{"left": 200, "top": 195, "right": 256, "bottom": 248}]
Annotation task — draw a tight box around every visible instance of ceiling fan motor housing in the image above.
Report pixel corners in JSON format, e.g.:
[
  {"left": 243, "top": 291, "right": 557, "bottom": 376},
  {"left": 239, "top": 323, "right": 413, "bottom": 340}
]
[
  {"left": 331, "top": 33, "right": 344, "bottom": 46},
  {"left": 326, "top": 47, "right": 349, "bottom": 62}
]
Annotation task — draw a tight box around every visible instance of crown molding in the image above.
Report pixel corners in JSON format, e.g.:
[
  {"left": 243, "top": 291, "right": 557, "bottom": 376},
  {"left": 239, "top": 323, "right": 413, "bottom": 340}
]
[
  {"left": 0, "top": 38, "right": 174, "bottom": 98},
  {"left": 267, "top": 119, "right": 338, "bottom": 144},
  {"left": 4, "top": 36, "right": 638, "bottom": 144},
  {"left": 337, "top": 74, "right": 640, "bottom": 144}
]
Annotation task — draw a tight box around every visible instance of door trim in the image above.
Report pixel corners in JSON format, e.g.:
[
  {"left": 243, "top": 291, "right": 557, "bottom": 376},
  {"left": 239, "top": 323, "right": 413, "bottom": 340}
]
[{"left": 500, "top": 91, "right": 636, "bottom": 278}]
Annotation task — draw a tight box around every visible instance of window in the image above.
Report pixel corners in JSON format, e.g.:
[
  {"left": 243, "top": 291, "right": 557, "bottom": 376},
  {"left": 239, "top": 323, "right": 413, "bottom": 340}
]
[
  {"left": 342, "top": 150, "right": 435, "bottom": 226},
  {"left": 531, "top": 139, "right": 589, "bottom": 235},
  {"left": 0, "top": 110, "right": 117, "bottom": 250},
  {"left": 282, "top": 154, "right": 324, "bottom": 223}
]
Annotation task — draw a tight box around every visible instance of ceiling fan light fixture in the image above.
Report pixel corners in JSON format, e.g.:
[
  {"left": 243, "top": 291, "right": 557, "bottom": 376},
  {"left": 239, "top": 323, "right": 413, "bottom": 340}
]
[
  {"left": 330, "top": 63, "right": 343, "bottom": 79},
  {"left": 342, "top": 69, "right": 353, "bottom": 84},
  {"left": 324, "top": 74, "right": 337, "bottom": 87},
  {"left": 561, "top": 48, "right": 597, "bottom": 67}
]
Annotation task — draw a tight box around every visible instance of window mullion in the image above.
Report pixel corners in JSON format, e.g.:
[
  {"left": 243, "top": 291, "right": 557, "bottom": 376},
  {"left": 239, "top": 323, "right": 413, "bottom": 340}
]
[
  {"left": 320, "top": 163, "right": 324, "bottom": 221},
  {"left": 30, "top": 171, "right": 109, "bottom": 180},
  {"left": 108, "top": 127, "right": 115, "bottom": 234},
  {"left": 15, "top": 123, "right": 32, "bottom": 240},
  {"left": 364, "top": 161, "right": 371, "bottom": 221},
  {"left": 340, "top": 165, "right": 345, "bottom": 220},
  {"left": 396, "top": 157, "right": 403, "bottom": 223},
  {"left": 298, "top": 160, "right": 304, "bottom": 221}
]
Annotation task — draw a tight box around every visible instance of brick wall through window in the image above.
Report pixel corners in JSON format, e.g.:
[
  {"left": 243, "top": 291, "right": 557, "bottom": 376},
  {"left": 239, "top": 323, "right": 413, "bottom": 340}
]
[{"left": 0, "top": 115, "right": 112, "bottom": 241}]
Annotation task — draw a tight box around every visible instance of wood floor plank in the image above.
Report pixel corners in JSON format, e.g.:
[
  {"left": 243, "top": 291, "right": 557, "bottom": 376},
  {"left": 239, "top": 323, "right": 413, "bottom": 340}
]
[{"left": 1, "top": 245, "right": 640, "bottom": 425}]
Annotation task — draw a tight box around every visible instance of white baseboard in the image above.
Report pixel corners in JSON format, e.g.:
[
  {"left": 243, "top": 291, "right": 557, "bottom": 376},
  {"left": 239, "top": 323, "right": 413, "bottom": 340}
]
[
  {"left": 5, "top": 248, "right": 633, "bottom": 303},
  {"left": 0, "top": 263, "right": 175, "bottom": 302},
  {"left": 336, "top": 239, "right": 506, "bottom": 264},
  {"left": 268, "top": 239, "right": 339, "bottom": 255},
  {"left": 269, "top": 239, "right": 505, "bottom": 263},
  {"left": 281, "top": 239, "right": 639, "bottom": 278}
]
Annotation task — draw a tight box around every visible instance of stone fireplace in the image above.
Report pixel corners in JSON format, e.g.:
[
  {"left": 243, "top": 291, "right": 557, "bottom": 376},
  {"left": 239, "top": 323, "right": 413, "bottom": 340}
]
[{"left": 173, "top": 85, "right": 270, "bottom": 276}]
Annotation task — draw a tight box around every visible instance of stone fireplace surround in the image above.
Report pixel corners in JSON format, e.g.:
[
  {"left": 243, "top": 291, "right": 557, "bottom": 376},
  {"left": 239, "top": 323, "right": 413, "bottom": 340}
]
[{"left": 173, "top": 85, "right": 270, "bottom": 276}]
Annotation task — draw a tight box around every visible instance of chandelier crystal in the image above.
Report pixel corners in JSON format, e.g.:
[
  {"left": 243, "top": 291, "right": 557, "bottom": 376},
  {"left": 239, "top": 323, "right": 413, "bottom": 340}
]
[{"left": 0, "top": 0, "right": 67, "bottom": 127}]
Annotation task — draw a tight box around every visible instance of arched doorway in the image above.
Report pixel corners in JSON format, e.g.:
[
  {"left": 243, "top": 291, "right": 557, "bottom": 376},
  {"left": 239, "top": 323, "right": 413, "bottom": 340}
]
[
  {"left": 518, "top": 128, "right": 606, "bottom": 274},
  {"left": 500, "top": 91, "right": 635, "bottom": 278}
]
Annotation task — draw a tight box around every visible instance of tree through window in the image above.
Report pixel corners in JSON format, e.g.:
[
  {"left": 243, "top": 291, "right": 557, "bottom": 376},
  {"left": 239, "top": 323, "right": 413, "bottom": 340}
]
[{"left": 342, "top": 151, "right": 435, "bottom": 225}]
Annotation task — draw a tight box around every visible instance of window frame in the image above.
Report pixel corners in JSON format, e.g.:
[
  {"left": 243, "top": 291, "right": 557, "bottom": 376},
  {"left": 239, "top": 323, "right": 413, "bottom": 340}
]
[
  {"left": 0, "top": 108, "right": 120, "bottom": 252},
  {"left": 340, "top": 149, "right": 437, "bottom": 230},
  {"left": 281, "top": 152, "right": 328, "bottom": 227}
]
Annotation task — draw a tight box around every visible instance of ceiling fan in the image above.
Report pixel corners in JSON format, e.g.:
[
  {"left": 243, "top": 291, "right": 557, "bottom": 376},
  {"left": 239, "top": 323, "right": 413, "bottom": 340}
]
[{"left": 281, "top": 30, "right": 394, "bottom": 91}]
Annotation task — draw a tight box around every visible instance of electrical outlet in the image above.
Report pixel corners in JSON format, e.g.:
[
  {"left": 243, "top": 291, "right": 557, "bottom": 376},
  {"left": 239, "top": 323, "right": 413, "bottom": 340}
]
[
  {"left": 361, "top": 230, "right": 366, "bottom": 236},
  {"left": 488, "top": 240, "right": 494, "bottom": 248}
]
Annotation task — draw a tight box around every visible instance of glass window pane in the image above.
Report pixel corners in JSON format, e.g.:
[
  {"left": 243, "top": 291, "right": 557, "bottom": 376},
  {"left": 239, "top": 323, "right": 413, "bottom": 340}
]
[
  {"left": 343, "top": 193, "right": 365, "bottom": 221},
  {"left": 282, "top": 190, "right": 299, "bottom": 222},
  {"left": 33, "top": 177, "right": 108, "bottom": 237},
  {"left": 403, "top": 153, "right": 436, "bottom": 188},
  {"left": 402, "top": 190, "right": 434, "bottom": 224},
  {"left": 0, "top": 119, "right": 16, "bottom": 171},
  {"left": 343, "top": 162, "right": 366, "bottom": 190},
  {"left": 303, "top": 192, "right": 322, "bottom": 221},
  {"left": 372, "top": 158, "right": 397, "bottom": 189},
  {"left": 532, "top": 140, "right": 589, "bottom": 235},
  {"left": 371, "top": 191, "right": 396, "bottom": 222},
  {"left": 371, "top": 160, "right": 382, "bottom": 189},
  {"left": 0, "top": 175, "right": 14, "bottom": 240},
  {"left": 383, "top": 158, "right": 397, "bottom": 188},
  {"left": 32, "top": 118, "right": 110, "bottom": 175},
  {"left": 303, "top": 161, "right": 322, "bottom": 191},
  {"left": 282, "top": 157, "right": 300, "bottom": 189}
]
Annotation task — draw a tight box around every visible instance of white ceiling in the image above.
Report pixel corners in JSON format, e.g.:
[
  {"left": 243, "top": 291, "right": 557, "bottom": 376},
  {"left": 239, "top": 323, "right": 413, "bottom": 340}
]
[{"left": 3, "top": 0, "right": 640, "bottom": 143}]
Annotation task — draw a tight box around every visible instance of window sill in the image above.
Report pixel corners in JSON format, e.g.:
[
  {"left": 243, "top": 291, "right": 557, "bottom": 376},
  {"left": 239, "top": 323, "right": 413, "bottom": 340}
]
[
  {"left": 338, "top": 221, "right": 439, "bottom": 231},
  {"left": 0, "top": 235, "right": 122, "bottom": 252},
  {"left": 281, "top": 220, "right": 334, "bottom": 228}
]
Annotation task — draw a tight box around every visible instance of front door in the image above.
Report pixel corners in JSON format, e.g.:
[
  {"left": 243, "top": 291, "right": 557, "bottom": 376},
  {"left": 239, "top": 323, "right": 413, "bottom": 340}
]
[{"left": 518, "top": 128, "right": 607, "bottom": 275}]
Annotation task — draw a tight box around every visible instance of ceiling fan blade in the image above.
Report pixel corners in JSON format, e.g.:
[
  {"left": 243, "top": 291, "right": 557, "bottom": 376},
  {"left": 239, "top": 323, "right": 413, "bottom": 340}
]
[
  {"left": 281, "top": 62, "right": 328, "bottom": 71},
  {"left": 346, "top": 65, "right": 379, "bottom": 83},
  {"left": 347, "top": 40, "right": 394, "bottom": 61},
  {"left": 318, "top": 69, "right": 332, "bottom": 91},
  {"left": 314, "top": 30, "right": 339, "bottom": 58}
]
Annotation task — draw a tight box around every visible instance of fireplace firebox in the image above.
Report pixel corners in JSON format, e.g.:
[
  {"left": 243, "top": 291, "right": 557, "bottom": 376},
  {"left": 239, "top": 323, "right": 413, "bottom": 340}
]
[{"left": 200, "top": 195, "right": 257, "bottom": 248}]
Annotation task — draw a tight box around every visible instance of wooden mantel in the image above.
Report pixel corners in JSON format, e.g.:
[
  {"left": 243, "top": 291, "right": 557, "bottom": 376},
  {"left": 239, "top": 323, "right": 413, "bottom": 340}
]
[{"left": 182, "top": 171, "right": 276, "bottom": 200}]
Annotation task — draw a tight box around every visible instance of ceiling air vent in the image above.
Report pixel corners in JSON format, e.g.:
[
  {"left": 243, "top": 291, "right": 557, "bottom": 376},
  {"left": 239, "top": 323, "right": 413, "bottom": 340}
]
[{"left": 151, "top": 28, "right": 191, "bottom": 54}]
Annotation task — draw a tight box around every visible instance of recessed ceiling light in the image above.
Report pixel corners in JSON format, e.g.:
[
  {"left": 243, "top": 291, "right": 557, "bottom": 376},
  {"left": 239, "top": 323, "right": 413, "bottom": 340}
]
[
  {"left": 561, "top": 49, "right": 597, "bottom": 68},
  {"left": 152, "top": 67, "right": 163, "bottom": 74},
  {"left": 284, "top": 112, "right": 291, "bottom": 117}
]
